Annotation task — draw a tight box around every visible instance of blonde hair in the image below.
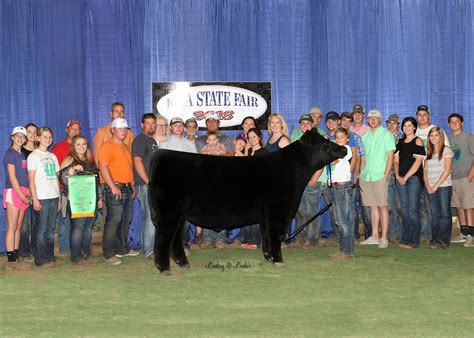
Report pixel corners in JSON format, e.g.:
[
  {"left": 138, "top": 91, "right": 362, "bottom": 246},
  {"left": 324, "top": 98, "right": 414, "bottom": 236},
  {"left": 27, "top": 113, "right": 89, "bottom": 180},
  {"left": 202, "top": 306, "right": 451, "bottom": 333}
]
[{"left": 267, "top": 113, "right": 289, "bottom": 139}]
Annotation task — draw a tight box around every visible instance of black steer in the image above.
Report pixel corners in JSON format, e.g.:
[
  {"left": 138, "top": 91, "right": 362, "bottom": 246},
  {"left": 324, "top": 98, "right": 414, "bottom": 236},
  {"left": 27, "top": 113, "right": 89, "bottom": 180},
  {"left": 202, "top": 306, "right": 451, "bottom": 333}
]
[{"left": 148, "top": 128, "right": 347, "bottom": 274}]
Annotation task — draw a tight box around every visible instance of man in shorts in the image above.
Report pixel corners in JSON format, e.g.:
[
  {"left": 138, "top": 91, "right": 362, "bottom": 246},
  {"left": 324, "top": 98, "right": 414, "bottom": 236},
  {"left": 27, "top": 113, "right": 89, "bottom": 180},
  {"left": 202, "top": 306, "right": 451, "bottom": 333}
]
[
  {"left": 447, "top": 113, "right": 474, "bottom": 247},
  {"left": 359, "top": 109, "right": 396, "bottom": 249}
]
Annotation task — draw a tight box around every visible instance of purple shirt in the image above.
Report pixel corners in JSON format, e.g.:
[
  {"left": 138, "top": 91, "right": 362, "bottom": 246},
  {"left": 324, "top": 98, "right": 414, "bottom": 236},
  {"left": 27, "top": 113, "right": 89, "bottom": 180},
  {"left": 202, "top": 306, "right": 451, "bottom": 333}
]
[{"left": 3, "top": 148, "right": 29, "bottom": 188}]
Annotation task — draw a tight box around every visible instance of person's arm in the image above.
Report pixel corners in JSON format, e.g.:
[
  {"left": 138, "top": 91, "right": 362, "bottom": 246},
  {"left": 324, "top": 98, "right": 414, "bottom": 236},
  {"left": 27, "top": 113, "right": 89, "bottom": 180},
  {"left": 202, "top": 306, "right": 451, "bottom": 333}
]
[
  {"left": 278, "top": 136, "right": 291, "bottom": 148},
  {"left": 133, "top": 156, "right": 149, "bottom": 184},
  {"left": 467, "top": 160, "right": 474, "bottom": 183},
  {"left": 349, "top": 146, "right": 357, "bottom": 173},
  {"left": 307, "top": 168, "right": 323, "bottom": 187},
  {"left": 384, "top": 150, "right": 394, "bottom": 180},
  {"left": 28, "top": 170, "right": 41, "bottom": 211},
  {"left": 7, "top": 164, "right": 29, "bottom": 204},
  {"left": 431, "top": 156, "right": 452, "bottom": 192},
  {"left": 393, "top": 151, "right": 403, "bottom": 185},
  {"left": 99, "top": 160, "right": 121, "bottom": 200}
]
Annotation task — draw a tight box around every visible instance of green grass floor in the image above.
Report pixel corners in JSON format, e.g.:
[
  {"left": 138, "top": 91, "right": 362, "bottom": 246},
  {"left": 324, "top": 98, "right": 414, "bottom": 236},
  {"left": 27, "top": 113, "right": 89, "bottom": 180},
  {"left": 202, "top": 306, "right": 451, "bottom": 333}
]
[{"left": 1, "top": 244, "right": 473, "bottom": 336}]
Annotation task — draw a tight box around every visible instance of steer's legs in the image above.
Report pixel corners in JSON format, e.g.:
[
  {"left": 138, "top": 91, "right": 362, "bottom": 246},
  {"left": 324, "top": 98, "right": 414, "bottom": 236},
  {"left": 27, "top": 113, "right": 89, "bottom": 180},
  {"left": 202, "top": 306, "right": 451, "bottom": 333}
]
[
  {"left": 154, "top": 213, "right": 181, "bottom": 275},
  {"left": 260, "top": 222, "right": 272, "bottom": 262},
  {"left": 268, "top": 221, "right": 285, "bottom": 266},
  {"left": 171, "top": 218, "right": 190, "bottom": 268}
]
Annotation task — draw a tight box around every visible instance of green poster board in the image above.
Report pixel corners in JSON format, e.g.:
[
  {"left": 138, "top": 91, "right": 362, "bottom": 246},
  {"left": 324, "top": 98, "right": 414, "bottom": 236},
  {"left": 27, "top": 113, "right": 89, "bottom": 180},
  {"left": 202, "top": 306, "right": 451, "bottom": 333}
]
[{"left": 68, "top": 175, "right": 96, "bottom": 218}]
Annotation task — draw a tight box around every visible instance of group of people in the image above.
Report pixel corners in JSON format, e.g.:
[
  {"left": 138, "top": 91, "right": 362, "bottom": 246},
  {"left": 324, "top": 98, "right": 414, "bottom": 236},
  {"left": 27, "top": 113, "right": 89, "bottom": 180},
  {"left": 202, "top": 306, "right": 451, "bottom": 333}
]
[{"left": 2, "top": 102, "right": 473, "bottom": 267}]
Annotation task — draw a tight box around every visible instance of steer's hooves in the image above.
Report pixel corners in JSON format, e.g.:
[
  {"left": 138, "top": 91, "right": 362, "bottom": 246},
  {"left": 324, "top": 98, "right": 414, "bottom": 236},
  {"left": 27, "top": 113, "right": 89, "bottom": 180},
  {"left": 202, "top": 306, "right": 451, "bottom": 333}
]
[
  {"left": 160, "top": 270, "right": 171, "bottom": 276},
  {"left": 274, "top": 262, "right": 285, "bottom": 267}
]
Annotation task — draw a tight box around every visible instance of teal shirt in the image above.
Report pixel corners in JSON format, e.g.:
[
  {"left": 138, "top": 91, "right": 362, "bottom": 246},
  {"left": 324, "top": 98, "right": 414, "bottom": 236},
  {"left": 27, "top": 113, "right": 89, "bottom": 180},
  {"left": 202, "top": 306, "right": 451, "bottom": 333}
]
[
  {"left": 290, "top": 127, "right": 326, "bottom": 143},
  {"left": 361, "top": 126, "right": 396, "bottom": 182}
]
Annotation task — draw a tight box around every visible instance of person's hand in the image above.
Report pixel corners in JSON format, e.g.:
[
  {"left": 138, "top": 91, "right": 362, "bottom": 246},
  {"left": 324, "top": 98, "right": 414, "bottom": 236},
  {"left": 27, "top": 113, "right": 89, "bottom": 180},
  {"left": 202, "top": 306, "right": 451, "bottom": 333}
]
[
  {"left": 467, "top": 174, "right": 473, "bottom": 183},
  {"left": 111, "top": 185, "right": 121, "bottom": 200},
  {"left": 21, "top": 195, "right": 31, "bottom": 204},
  {"left": 98, "top": 200, "right": 103, "bottom": 210},
  {"left": 57, "top": 199, "right": 62, "bottom": 212},
  {"left": 33, "top": 199, "right": 41, "bottom": 211},
  {"left": 395, "top": 175, "right": 404, "bottom": 185},
  {"left": 131, "top": 186, "right": 136, "bottom": 199}
]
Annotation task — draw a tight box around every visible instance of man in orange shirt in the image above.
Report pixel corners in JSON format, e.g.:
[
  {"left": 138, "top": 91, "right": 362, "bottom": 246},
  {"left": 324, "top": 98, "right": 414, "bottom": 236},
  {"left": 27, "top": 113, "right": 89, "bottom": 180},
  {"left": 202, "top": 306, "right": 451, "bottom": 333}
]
[
  {"left": 93, "top": 102, "right": 134, "bottom": 162},
  {"left": 98, "top": 117, "right": 138, "bottom": 265}
]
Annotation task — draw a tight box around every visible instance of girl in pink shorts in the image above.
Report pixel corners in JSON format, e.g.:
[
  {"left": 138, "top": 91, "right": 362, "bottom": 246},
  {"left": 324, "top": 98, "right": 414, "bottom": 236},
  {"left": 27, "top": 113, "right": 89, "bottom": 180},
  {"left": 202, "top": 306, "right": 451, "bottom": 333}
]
[{"left": 3, "top": 126, "right": 31, "bottom": 264}]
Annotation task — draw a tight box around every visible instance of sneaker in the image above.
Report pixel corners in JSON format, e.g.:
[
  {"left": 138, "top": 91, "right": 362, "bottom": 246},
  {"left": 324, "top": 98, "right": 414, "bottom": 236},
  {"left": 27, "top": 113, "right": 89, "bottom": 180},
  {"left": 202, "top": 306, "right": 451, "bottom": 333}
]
[
  {"left": 399, "top": 243, "right": 414, "bottom": 249},
  {"left": 19, "top": 256, "right": 35, "bottom": 263},
  {"left": 359, "top": 236, "right": 380, "bottom": 245},
  {"left": 240, "top": 243, "right": 257, "bottom": 250},
  {"left": 216, "top": 242, "right": 226, "bottom": 250},
  {"left": 116, "top": 249, "right": 140, "bottom": 258},
  {"left": 378, "top": 239, "right": 389, "bottom": 249},
  {"left": 105, "top": 256, "right": 122, "bottom": 266},
  {"left": 303, "top": 240, "right": 316, "bottom": 249},
  {"left": 144, "top": 251, "right": 154, "bottom": 259},
  {"left": 464, "top": 235, "right": 473, "bottom": 247},
  {"left": 451, "top": 234, "right": 466, "bottom": 243}
]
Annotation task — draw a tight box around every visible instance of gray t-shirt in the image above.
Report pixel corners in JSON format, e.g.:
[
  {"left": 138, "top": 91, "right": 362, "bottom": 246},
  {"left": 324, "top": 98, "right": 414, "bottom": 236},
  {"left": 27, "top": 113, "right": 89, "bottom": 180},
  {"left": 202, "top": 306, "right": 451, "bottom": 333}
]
[
  {"left": 132, "top": 133, "right": 157, "bottom": 186},
  {"left": 195, "top": 132, "right": 234, "bottom": 153},
  {"left": 426, "top": 147, "right": 454, "bottom": 187},
  {"left": 448, "top": 131, "right": 474, "bottom": 180},
  {"left": 160, "top": 135, "right": 197, "bottom": 154}
]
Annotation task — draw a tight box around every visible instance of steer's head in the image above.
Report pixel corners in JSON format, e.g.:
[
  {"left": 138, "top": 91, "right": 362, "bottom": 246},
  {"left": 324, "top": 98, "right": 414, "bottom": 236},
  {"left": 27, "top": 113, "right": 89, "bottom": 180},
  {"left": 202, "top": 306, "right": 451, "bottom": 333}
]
[{"left": 300, "top": 128, "right": 347, "bottom": 170}]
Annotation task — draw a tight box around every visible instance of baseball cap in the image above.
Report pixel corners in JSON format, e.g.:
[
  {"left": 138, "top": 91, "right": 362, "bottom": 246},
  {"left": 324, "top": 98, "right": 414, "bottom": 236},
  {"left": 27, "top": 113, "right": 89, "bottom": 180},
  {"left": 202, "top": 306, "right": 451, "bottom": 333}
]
[
  {"left": 416, "top": 105, "right": 429, "bottom": 113},
  {"left": 170, "top": 117, "right": 185, "bottom": 125},
  {"left": 367, "top": 109, "right": 382, "bottom": 118},
  {"left": 309, "top": 107, "right": 323, "bottom": 117},
  {"left": 205, "top": 112, "right": 219, "bottom": 121},
  {"left": 299, "top": 114, "right": 313, "bottom": 124},
  {"left": 386, "top": 114, "right": 400, "bottom": 123},
  {"left": 352, "top": 104, "right": 364, "bottom": 113},
  {"left": 66, "top": 119, "right": 81, "bottom": 128},
  {"left": 111, "top": 118, "right": 129, "bottom": 129},
  {"left": 325, "top": 111, "right": 340, "bottom": 121},
  {"left": 11, "top": 126, "right": 27, "bottom": 137},
  {"left": 340, "top": 112, "right": 352, "bottom": 120},
  {"left": 185, "top": 118, "right": 198, "bottom": 127}
]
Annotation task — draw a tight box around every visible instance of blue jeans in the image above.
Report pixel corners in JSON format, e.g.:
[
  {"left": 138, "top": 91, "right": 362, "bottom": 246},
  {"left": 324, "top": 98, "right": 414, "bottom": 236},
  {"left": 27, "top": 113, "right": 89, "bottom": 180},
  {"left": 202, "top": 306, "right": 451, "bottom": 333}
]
[
  {"left": 67, "top": 203, "right": 96, "bottom": 262},
  {"left": 329, "top": 182, "right": 355, "bottom": 255},
  {"left": 396, "top": 176, "right": 422, "bottom": 247},
  {"left": 136, "top": 185, "right": 155, "bottom": 257},
  {"left": 427, "top": 186, "right": 452, "bottom": 247},
  {"left": 295, "top": 184, "right": 326, "bottom": 243},
  {"left": 388, "top": 173, "right": 402, "bottom": 241},
  {"left": 56, "top": 209, "right": 71, "bottom": 254},
  {"left": 240, "top": 224, "right": 261, "bottom": 245},
  {"left": 226, "top": 228, "right": 240, "bottom": 243},
  {"left": 33, "top": 198, "right": 59, "bottom": 266},
  {"left": 202, "top": 228, "right": 226, "bottom": 244},
  {"left": 19, "top": 205, "right": 35, "bottom": 257},
  {"left": 420, "top": 189, "right": 432, "bottom": 241},
  {"left": 354, "top": 186, "right": 372, "bottom": 239},
  {"left": 102, "top": 185, "right": 133, "bottom": 259}
]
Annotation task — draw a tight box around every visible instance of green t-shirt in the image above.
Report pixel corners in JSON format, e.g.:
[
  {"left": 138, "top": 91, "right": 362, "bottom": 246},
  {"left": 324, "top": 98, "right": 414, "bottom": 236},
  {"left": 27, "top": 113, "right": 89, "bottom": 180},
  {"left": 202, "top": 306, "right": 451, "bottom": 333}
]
[{"left": 360, "top": 126, "right": 396, "bottom": 182}]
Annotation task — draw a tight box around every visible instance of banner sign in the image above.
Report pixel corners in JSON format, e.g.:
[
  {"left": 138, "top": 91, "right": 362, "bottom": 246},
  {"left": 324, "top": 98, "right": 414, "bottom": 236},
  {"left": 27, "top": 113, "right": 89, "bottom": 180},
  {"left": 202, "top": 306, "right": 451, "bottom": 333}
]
[
  {"left": 68, "top": 175, "right": 96, "bottom": 218},
  {"left": 153, "top": 82, "right": 271, "bottom": 130}
]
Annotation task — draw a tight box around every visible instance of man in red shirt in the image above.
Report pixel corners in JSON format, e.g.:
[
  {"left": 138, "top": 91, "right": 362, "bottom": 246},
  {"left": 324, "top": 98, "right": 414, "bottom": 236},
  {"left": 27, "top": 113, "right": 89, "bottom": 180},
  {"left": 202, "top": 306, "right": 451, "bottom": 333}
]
[
  {"left": 51, "top": 119, "right": 81, "bottom": 255},
  {"left": 51, "top": 120, "right": 81, "bottom": 165}
]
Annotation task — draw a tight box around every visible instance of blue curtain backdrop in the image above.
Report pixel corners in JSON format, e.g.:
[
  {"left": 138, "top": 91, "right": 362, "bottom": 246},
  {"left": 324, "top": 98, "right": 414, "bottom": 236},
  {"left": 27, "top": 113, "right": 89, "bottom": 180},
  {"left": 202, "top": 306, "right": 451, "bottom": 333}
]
[{"left": 1, "top": 0, "right": 473, "bottom": 253}]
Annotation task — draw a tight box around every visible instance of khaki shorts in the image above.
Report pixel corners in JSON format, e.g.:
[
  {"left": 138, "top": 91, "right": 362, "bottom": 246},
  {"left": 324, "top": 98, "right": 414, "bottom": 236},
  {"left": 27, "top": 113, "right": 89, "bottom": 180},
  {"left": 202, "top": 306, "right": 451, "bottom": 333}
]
[
  {"left": 451, "top": 177, "right": 474, "bottom": 209},
  {"left": 360, "top": 178, "right": 389, "bottom": 207}
]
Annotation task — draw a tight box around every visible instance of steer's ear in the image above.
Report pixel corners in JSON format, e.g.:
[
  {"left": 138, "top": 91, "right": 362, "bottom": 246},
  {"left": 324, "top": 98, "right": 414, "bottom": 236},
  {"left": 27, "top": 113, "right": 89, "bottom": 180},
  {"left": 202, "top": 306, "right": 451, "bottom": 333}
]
[{"left": 300, "top": 127, "right": 322, "bottom": 146}]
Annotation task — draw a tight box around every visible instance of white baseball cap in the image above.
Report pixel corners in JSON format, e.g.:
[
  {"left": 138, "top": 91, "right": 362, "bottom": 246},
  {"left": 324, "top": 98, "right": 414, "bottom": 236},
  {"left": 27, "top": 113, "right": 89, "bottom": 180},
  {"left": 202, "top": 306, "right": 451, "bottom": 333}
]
[
  {"left": 205, "top": 112, "right": 220, "bottom": 121},
  {"left": 367, "top": 109, "right": 382, "bottom": 118},
  {"left": 11, "top": 126, "right": 27, "bottom": 137},
  {"left": 111, "top": 118, "right": 129, "bottom": 129}
]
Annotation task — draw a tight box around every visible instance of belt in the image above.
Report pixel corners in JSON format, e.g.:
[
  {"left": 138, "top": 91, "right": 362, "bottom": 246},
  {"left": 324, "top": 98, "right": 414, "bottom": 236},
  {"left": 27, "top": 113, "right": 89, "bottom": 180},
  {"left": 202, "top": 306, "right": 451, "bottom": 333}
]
[
  {"left": 114, "top": 182, "right": 133, "bottom": 188},
  {"left": 329, "top": 182, "right": 351, "bottom": 188}
]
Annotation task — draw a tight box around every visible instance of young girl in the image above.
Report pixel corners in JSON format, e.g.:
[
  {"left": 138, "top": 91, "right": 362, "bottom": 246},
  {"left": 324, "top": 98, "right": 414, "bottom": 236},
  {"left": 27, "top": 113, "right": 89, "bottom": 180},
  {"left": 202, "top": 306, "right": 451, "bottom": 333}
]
[
  {"left": 59, "top": 135, "right": 102, "bottom": 263},
  {"left": 240, "top": 128, "right": 267, "bottom": 250},
  {"left": 28, "top": 127, "right": 61, "bottom": 267},
  {"left": 18, "top": 123, "right": 38, "bottom": 261},
  {"left": 233, "top": 136, "right": 247, "bottom": 157},
  {"left": 394, "top": 117, "right": 426, "bottom": 249},
  {"left": 201, "top": 132, "right": 226, "bottom": 155},
  {"left": 424, "top": 127, "right": 453, "bottom": 249},
  {"left": 328, "top": 128, "right": 354, "bottom": 259},
  {"left": 3, "top": 127, "right": 30, "bottom": 265}
]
